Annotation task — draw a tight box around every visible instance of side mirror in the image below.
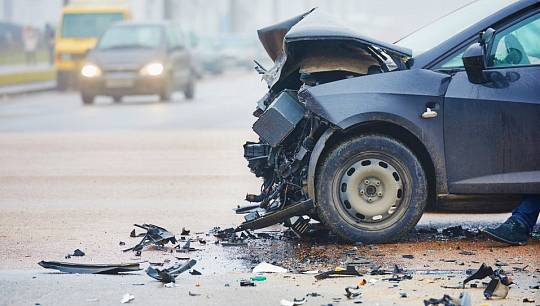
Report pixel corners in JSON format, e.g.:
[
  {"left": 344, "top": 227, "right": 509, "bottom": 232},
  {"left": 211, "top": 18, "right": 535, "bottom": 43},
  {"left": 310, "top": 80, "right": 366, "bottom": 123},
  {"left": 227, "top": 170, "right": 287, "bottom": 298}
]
[
  {"left": 462, "top": 28, "right": 495, "bottom": 84},
  {"left": 462, "top": 43, "right": 488, "bottom": 84}
]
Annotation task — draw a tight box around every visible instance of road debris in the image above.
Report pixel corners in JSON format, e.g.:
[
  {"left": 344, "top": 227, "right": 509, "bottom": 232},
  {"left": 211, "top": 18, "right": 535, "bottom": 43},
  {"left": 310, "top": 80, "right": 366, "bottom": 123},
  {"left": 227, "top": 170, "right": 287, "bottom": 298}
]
[
  {"left": 239, "top": 279, "right": 256, "bottom": 287},
  {"left": 344, "top": 286, "right": 361, "bottom": 299},
  {"left": 120, "top": 293, "right": 134, "bottom": 304},
  {"left": 181, "top": 227, "right": 190, "bottom": 235},
  {"left": 188, "top": 291, "right": 201, "bottom": 296},
  {"left": 251, "top": 276, "right": 267, "bottom": 282},
  {"left": 176, "top": 240, "right": 198, "bottom": 252},
  {"left": 146, "top": 259, "right": 197, "bottom": 283},
  {"left": 65, "top": 249, "right": 85, "bottom": 259},
  {"left": 280, "top": 298, "right": 306, "bottom": 306},
  {"left": 252, "top": 262, "right": 288, "bottom": 273},
  {"left": 423, "top": 294, "right": 462, "bottom": 306},
  {"left": 315, "top": 265, "right": 362, "bottom": 280},
  {"left": 38, "top": 261, "right": 141, "bottom": 274},
  {"left": 189, "top": 269, "right": 202, "bottom": 275},
  {"left": 123, "top": 224, "right": 177, "bottom": 252},
  {"left": 462, "top": 263, "right": 512, "bottom": 300}
]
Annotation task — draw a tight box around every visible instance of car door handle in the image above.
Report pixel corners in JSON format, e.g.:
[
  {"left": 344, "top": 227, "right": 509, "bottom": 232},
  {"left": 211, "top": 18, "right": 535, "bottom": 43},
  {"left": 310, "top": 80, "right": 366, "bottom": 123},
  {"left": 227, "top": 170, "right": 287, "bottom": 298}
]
[{"left": 422, "top": 107, "right": 438, "bottom": 119}]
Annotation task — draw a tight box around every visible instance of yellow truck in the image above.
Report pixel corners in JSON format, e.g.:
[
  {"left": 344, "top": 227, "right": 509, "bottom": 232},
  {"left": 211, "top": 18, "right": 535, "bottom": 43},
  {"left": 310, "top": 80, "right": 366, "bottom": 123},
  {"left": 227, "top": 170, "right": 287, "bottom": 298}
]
[{"left": 55, "top": 3, "right": 131, "bottom": 90}]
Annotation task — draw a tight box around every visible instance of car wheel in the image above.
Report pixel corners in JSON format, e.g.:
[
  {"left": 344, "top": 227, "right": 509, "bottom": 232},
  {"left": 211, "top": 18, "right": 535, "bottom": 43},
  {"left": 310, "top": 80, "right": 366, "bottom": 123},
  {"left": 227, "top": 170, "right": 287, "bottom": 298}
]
[
  {"left": 316, "top": 134, "right": 427, "bottom": 243},
  {"left": 159, "top": 75, "right": 172, "bottom": 102},
  {"left": 184, "top": 78, "right": 195, "bottom": 100},
  {"left": 57, "top": 71, "right": 69, "bottom": 91},
  {"left": 112, "top": 96, "right": 122, "bottom": 103},
  {"left": 81, "top": 92, "right": 95, "bottom": 105}
]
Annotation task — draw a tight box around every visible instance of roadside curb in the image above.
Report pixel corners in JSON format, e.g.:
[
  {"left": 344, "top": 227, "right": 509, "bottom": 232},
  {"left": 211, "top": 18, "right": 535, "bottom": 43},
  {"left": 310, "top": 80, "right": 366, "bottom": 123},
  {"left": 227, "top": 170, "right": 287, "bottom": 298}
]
[{"left": 0, "top": 81, "right": 57, "bottom": 98}]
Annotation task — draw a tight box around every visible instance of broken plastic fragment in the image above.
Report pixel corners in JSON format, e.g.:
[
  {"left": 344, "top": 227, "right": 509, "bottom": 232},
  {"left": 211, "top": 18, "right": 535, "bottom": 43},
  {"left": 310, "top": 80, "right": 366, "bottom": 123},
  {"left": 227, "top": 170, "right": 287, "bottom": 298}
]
[
  {"left": 252, "top": 262, "right": 288, "bottom": 273},
  {"left": 315, "top": 265, "right": 361, "bottom": 280},
  {"left": 120, "top": 293, "right": 134, "bottom": 304},
  {"left": 240, "top": 279, "right": 256, "bottom": 287},
  {"left": 251, "top": 276, "right": 267, "bottom": 282},
  {"left": 38, "top": 261, "right": 141, "bottom": 274},
  {"left": 280, "top": 298, "right": 306, "bottom": 306},
  {"left": 189, "top": 269, "right": 202, "bottom": 275},
  {"left": 463, "top": 263, "right": 493, "bottom": 288},
  {"left": 124, "top": 224, "right": 177, "bottom": 252},
  {"left": 146, "top": 259, "right": 197, "bottom": 283},
  {"left": 423, "top": 294, "right": 461, "bottom": 306},
  {"left": 345, "top": 286, "right": 361, "bottom": 299}
]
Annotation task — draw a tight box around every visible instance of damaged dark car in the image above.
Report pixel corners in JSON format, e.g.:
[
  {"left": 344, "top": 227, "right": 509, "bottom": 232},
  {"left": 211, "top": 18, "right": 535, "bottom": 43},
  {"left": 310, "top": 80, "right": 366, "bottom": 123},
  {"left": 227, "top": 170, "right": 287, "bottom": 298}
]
[{"left": 238, "top": 0, "right": 540, "bottom": 243}]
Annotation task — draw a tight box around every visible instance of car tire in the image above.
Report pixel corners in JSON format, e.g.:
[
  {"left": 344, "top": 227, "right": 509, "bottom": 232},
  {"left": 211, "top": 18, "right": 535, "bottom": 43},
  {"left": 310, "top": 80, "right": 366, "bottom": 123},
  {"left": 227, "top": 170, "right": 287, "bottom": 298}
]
[
  {"left": 112, "top": 96, "right": 122, "bottom": 103},
  {"left": 159, "top": 75, "right": 172, "bottom": 102},
  {"left": 316, "top": 134, "right": 427, "bottom": 243},
  {"left": 57, "top": 71, "right": 69, "bottom": 91},
  {"left": 81, "top": 92, "right": 95, "bottom": 105},
  {"left": 184, "top": 78, "right": 195, "bottom": 100}
]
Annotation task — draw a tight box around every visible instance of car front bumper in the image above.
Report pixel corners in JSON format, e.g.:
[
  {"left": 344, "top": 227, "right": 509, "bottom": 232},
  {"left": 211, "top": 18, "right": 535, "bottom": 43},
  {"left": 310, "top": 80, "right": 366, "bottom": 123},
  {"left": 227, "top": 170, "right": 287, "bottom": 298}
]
[{"left": 80, "top": 73, "right": 165, "bottom": 96}]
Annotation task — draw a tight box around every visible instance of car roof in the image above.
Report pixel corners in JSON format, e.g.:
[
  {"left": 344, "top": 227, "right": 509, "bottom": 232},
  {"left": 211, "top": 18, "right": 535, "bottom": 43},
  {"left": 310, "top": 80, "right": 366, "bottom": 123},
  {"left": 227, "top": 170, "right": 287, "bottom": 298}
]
[{"left": 413, "top": 0, "right": 538, "bottom": 68}]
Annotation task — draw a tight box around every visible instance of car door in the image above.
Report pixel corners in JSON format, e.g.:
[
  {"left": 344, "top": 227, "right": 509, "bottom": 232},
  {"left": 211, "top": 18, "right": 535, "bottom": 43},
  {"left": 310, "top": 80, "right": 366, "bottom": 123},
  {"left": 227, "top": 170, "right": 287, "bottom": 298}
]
[{"left": 442, "top": 10, "right": 540, "bottom": 194}]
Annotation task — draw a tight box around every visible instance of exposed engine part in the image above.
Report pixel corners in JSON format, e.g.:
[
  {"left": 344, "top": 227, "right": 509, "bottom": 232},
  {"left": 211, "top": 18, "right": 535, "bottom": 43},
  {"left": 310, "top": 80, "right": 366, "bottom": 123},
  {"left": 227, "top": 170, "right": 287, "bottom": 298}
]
[{"left": 252, "top": 90, "right": 305, "bottom": 147}]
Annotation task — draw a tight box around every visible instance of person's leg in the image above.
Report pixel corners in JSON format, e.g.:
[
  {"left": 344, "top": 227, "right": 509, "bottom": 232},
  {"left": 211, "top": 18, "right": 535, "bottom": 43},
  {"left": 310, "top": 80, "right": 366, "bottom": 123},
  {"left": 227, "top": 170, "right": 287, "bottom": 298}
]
[{"left": 512, "top": 195, "right": 540, "bottom": 232}]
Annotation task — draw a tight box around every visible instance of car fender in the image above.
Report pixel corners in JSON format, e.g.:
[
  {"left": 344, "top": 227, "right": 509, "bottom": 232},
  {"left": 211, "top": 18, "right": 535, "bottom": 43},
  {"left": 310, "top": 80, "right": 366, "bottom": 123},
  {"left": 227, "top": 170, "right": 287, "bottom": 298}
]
[{"left": 301, "top": 69, "right": 451, "bottom": 200}]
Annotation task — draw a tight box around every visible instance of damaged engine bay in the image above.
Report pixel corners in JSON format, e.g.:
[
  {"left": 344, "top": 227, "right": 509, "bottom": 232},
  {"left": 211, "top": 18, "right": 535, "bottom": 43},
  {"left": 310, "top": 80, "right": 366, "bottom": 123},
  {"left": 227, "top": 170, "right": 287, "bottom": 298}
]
[{"left": 236, "top": 8, "right": 412, "bottom": 236}]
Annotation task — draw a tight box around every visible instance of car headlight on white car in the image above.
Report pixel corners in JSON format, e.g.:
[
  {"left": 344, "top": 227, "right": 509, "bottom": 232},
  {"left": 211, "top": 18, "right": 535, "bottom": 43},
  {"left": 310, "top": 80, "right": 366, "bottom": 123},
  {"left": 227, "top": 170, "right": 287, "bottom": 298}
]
[
  {"left": 140, "top": 62, "right": 164, "bottom": 76},
  {"left": 81, "top": 64, "right": 102, "bottom": 78}
]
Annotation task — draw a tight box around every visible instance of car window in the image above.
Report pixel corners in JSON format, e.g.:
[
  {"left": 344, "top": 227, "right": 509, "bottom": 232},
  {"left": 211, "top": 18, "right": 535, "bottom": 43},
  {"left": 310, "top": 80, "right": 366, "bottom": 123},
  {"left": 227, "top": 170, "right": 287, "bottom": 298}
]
[
  {"left": 439, "top": 49, "right": 467, "bottom": 69},
  {"left": 166, "top": 27, "right": 183, "bottom": 49},
  {"left": 488, "top": 12, "right": 540, "bottom": 67},
  {"left": 98, "top": 25, "right": 162, "bottom": 49}
]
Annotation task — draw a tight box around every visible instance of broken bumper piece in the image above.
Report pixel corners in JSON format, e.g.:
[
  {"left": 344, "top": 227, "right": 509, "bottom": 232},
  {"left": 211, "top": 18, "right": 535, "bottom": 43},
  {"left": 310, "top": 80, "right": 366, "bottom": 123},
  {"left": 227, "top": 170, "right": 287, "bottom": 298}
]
[
  {"left": 235, "top": 200, "right": 314, "bottom": 231},
  {"left": 38, "top": 261, "right": 141, "bottom": 274}
]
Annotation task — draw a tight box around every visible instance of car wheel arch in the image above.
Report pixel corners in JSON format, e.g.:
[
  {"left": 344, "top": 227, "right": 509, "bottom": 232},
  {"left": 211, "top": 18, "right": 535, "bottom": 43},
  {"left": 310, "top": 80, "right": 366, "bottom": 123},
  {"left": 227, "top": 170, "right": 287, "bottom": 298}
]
[{"left": 308, "top": 120, "right": 438, "bottom": 210}]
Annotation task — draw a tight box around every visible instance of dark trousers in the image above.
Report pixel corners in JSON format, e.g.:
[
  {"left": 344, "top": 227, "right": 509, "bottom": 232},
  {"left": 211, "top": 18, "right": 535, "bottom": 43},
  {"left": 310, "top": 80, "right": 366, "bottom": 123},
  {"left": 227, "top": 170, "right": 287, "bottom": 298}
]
[{"left": 512, "top": 195, "right": 540, "bottom": 233}]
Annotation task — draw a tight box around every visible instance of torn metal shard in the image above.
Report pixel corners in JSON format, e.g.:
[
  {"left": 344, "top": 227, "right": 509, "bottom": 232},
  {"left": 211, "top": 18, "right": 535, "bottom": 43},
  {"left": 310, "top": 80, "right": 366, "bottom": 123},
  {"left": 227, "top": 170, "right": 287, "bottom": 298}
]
[
  {"left": 124, "top": 224, "right": 177, "bottom": 252},
  {"left": 252, "top": 262, "right": 288, "bottom": 273},
  {"left": 38, "top": 261, "right": 141, "bottom": 274},
  {"left": 146, "top": 259, "right": 197, "bottom": 283}
]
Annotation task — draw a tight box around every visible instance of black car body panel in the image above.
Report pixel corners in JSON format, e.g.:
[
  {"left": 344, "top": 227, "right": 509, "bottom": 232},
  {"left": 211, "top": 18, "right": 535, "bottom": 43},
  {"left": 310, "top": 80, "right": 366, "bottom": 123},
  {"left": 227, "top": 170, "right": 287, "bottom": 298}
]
[
  {"left": 300, "top": 69, "right": 451, "bottom": 195},
  {"left": 258, "top": 9, "right": 411, "bottom": 91}
]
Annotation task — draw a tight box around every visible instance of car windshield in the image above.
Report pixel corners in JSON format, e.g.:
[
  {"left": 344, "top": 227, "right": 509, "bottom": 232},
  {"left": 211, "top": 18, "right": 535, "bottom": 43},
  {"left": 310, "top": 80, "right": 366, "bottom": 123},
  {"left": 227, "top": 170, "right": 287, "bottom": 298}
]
[
  {"left": 396, "top": 0, "right": 517, "bottom": 56},
  {"left": 61, "top": 13, "right": 123, "bottom": 38},
  {"left": 98, "top": 25, "right": 162, "bottom": 49}
]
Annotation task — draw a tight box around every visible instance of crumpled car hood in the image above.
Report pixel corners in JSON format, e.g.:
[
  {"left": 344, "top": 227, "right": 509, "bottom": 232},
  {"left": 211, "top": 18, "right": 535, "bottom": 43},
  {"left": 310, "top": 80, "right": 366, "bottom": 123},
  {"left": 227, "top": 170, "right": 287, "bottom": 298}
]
[{"left": 257, "top": 8, "right": 412, "bottom": 62}]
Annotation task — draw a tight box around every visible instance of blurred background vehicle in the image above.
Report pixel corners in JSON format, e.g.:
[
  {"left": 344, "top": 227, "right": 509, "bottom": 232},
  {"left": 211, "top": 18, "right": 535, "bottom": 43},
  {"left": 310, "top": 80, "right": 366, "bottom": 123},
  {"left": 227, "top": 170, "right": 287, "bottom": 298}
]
[
  {"left": 79, "top": 21, "right": 196, "bottom": 104},
  {"left": 55, "top": 1, "right": 131, "bottom": 90}
]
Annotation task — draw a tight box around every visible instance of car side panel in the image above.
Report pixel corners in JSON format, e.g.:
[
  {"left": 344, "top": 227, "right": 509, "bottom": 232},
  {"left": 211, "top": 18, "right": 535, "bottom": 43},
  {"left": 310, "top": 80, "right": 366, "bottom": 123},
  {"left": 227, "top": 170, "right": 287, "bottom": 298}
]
[{"left": 300, "top": 69, "right": 451, "bottom": 194}]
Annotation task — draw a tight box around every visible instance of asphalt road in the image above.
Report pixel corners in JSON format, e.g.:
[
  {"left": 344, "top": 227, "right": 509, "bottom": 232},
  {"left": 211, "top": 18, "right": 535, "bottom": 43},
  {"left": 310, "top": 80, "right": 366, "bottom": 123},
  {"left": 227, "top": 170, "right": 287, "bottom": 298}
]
[{"left": 0, "top": 71, "right": 538, "bottom": 306}]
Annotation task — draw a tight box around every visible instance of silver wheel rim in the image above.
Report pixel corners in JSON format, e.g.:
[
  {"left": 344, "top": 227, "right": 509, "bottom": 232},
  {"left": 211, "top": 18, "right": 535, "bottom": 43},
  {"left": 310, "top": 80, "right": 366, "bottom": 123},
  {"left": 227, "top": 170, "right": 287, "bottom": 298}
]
[{"left": 338, "top": 158, "right": 403, "bottom": 223}]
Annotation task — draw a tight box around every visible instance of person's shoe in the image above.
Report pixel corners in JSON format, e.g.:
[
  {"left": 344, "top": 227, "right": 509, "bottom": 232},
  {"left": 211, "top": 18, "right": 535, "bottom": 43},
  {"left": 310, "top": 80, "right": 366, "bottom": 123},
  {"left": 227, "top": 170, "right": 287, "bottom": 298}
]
[{"left": 483, "top": 217, "right": 529, "bottom": 246}]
